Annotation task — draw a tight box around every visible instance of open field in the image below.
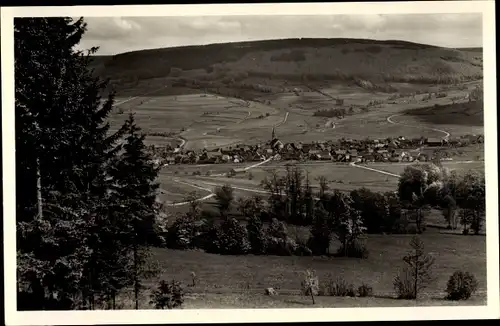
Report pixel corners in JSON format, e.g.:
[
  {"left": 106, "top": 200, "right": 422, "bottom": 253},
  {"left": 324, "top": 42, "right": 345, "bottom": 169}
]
[
  {"left": 157, "top": 159, "right": 485, "bottom": 205},
  {"left": 114, "top": 231, "right": 486, "bottom": 309},
  {"left": 109, "top": 92, "right": 284, "bottom": 150}
]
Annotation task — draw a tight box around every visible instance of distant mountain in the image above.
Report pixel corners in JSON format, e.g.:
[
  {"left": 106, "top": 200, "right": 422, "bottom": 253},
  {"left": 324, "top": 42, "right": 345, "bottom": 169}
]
[
  {"left": 457, "top": 47, "right": 483, "bottom": 52},
  {"left": 87, "top": 38, "right": 483, "bottom": 89}
]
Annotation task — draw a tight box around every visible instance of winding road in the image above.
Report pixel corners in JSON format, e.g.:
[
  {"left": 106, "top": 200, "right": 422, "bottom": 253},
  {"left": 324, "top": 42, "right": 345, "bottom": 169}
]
[
  {"left": 166, "top": 156, "right": 276, "bottom": 206},
  {"left": 275, "top": 111, "right": 289, "bottom": 128},
  {"left": 387, "top": 113, "right": 451, "bottom": 139}
]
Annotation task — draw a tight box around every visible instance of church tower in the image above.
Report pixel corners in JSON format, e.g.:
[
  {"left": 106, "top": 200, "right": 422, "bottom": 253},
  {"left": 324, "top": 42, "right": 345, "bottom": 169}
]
[{"left": 272, "top": 127, "right": 276, "bottom": 141}]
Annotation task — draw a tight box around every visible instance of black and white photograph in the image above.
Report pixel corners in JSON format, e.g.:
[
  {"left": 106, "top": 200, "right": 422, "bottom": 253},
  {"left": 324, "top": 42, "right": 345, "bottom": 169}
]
[{"left": 2, "top": 1, "right": 498, "bottom": 325}]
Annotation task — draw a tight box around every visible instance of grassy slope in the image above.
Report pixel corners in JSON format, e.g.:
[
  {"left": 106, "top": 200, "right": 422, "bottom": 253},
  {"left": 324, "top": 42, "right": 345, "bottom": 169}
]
[{"left": 115, "top": 230, "right": 486, "bottom": 309}]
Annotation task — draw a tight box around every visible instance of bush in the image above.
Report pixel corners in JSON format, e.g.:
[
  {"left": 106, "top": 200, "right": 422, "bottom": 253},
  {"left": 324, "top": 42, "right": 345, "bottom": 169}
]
[
  {"left": 294, "top": 242, "right": 313, "bottom": 256},
  {"left": 246, "top": 216, "right": 267, "bottom": 255},
  {"left": 335, "top": 240, "right": 369, "bottom": 258},
  {"left": 357, "top": 283, "right": 373, "bottom": 297},
  {"left": 264, "top": 219, "right": 299, "bottom": 255},
  {"left": 266, "top": 236, "right": 298, "bottom": 256},
  {"left": 445, "top": 271, "right": 478, "bottom": 300},
  {"left": 165, "top": 215, "right": 199, "bottom": 249},
  {"left": 211, "top": 218, "right": 250, "bottom": 255},
  {"left": 393, "top": 268, "right": 416, "bottom": 299},
  {"left": 321, "top": 276, "right": 356, "bottom": 297},
  {"left": 149, "top": 280, "right": 184, "bottom": 309}
]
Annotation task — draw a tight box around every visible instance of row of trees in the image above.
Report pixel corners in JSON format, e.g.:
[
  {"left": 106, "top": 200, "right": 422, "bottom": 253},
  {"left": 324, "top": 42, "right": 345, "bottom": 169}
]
[
  {"left": 16, "top": 18, "right": 163, "bottom": 310},
  {"left": 265, "top": 163, "right": 485, "bottom": 234},
  {"left": 398, "top": 163, "right": 486, "bottom": 235},
  {"left": 162, "top": 158, "right": 484, "bottom": 261}
]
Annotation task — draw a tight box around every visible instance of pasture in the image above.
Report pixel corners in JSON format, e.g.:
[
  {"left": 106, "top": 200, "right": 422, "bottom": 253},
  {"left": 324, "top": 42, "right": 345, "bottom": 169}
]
[{"left": 114, "top": 231, "right": 486, "bottom": 309}]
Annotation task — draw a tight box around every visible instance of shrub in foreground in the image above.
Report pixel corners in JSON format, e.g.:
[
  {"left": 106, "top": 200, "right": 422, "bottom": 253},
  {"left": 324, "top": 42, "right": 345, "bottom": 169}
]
[
  {"left": 445, "top": 271, "right": 478, "bottom": 300},
  {"left": 301, "top": 270, "right": 319, "bottom": 304},
  {"left": 393, "top": 268, "right": 416, "bottom": 299},
  {"left": 321, "top": 276, "right": 356, "bottom": 297},
  {"left": 150, "top": 280, "right": 184, "bottom": 309},
  {"left": 357, "top": 283, "right": 374, "bottom": 297}
]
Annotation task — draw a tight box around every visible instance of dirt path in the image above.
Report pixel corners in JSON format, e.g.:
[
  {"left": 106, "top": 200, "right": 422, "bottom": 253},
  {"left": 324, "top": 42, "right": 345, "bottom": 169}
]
[
  {"left": 275, "top": 111, "right": 289, "bottom": 128},
  {"left": 114, "top": 85, "right": 168, "bottom": 106},
  {"left": 349, "top": 162, "right": 401, "bottom": 178},
  {"left": 166, "top": 156, "right": 276, "bottom": 206},
  {"left": 167, "top": 179, "right": 216, "bottom": 206},
  {"left": 387, "top": 113, "right": 451, "bottom": 139},
  {"left": 350, "top": 112, "right": 454, "bottom": 178}
]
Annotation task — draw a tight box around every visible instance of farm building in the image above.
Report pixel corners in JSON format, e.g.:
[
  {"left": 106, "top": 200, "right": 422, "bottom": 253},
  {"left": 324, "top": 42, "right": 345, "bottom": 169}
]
[
  {"left": 318, "top": 151, "right": 332, "bottom": 160},
  {"left": 426, "top": 138, "right": 444, "bottom": 146}
]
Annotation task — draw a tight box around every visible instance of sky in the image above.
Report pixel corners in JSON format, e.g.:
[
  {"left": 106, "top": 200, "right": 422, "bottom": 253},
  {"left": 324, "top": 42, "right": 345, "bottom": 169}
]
[{"left": 78, "top": 14, "right": 483, "bottom": 55}]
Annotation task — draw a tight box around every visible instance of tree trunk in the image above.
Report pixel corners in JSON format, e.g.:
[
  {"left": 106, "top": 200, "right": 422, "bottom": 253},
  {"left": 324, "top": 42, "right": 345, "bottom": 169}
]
[
  {"left": 310, "top": 290, "right": 315, "bottom": 305},
  {"left": 133, "top": 240, "right": 139, "bottom": 310},
  {"left": 414, "top": 259, "right": 418, "bottom": 300},
  {"left": 36, "top": 156, "right": 43, "bottom": 219}
]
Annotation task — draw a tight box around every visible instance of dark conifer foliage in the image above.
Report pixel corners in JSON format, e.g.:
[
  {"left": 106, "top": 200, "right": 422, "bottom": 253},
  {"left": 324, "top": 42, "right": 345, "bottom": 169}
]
[{"left": 15, "top": 17, "right": 159, "bottom": 310}]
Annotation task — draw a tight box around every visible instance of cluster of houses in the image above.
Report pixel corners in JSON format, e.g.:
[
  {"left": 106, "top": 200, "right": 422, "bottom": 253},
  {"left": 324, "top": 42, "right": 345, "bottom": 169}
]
[{"left": 149, "top": 132, "right": 483, "bottom": 166}]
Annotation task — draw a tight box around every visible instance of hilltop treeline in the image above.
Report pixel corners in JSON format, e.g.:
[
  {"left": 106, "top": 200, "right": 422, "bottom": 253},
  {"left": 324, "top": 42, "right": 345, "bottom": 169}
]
[{"left": 88, "top": 37, "right": 483, "bottom": 91}]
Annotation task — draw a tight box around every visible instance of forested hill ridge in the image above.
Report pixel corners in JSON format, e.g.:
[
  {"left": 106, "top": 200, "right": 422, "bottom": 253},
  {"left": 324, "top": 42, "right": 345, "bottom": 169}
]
[{"left": 88, "top": 38, "right": 483, "bottom": 90}]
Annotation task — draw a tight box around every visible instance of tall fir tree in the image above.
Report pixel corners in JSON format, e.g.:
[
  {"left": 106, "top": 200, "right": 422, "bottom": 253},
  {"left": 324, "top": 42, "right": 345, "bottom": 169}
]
[
  {"left": 108, "top": 113, "right": 162, "bottom": 309},
  {"left": 15, "top": 17, "right": 131, "bottom": 310}
]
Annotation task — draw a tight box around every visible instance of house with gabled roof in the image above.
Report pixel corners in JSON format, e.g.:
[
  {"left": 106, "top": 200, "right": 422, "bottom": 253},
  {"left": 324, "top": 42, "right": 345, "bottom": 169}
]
[{"left": 318, "top": 150, "right": 332, "bottom": 160}]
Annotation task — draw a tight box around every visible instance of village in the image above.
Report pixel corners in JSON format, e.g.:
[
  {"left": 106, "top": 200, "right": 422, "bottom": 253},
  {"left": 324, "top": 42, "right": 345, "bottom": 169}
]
[{"left": 149, "top": 131, "right": 484, "bottom": 166}]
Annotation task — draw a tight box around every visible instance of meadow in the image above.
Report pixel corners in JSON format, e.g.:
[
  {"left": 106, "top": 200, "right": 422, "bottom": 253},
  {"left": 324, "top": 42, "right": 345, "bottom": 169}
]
[{"left": 114, "top": 230, "right": 486, "bottom": 309}]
